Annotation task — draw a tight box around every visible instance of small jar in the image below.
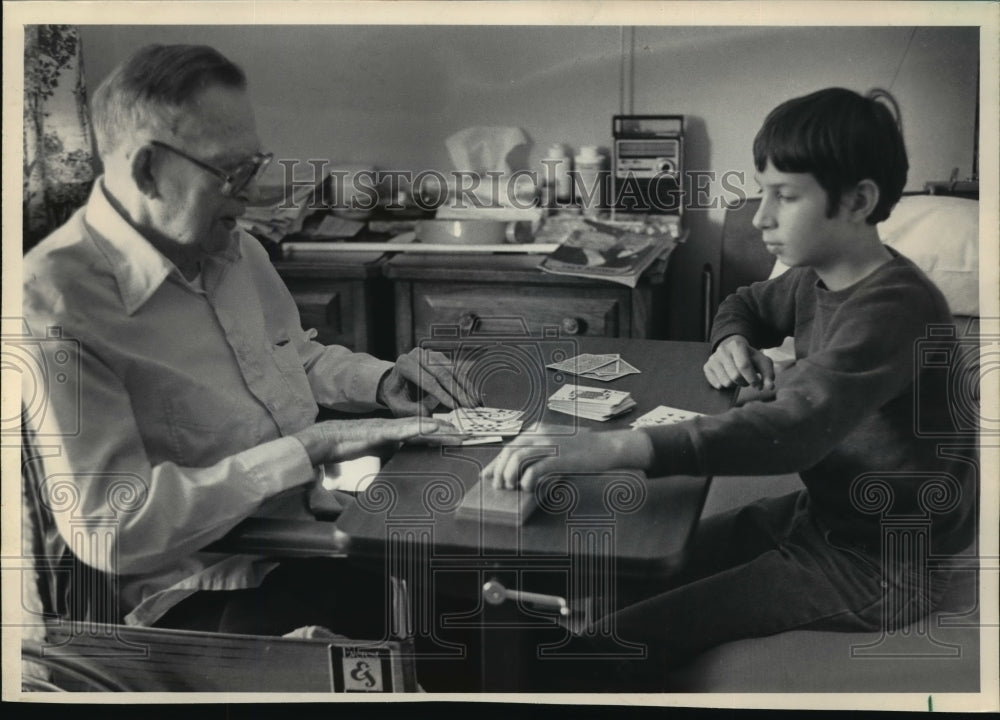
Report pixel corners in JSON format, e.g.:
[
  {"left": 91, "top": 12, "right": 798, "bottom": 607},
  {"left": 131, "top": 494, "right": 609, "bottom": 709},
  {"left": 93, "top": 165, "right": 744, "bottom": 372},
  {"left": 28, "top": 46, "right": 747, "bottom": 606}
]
[
  {"left": 574, "top": 146, "right": 606, "bottom": 216},
  {"left": 541, "top": 144, "right": 573, "bottom": 204}
]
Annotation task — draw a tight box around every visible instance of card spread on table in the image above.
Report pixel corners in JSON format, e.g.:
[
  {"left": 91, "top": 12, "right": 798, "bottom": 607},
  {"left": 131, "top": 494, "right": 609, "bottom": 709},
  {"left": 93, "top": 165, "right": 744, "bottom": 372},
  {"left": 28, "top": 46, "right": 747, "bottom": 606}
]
[
  {"left": 457, "top": 479, "right": 538, "bottom": 525},
  {"left": 434, "top": 407, "right": 525, "bottom": 441},
  {"left": 629, "top": 405, "right": 703, "bottom": 428},
  {"left": 546, "top": 384, "right": 637, "bottom": 421},
  {"left": 547, "top": 353, "right": 640, "bottom": 382}
]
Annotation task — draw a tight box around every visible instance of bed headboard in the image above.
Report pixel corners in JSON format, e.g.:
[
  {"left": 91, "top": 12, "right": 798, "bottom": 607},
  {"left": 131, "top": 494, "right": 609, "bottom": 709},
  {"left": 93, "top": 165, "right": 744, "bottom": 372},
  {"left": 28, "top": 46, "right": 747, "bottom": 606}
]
[{"left": 717, "top": 197, "right": 772, "bottom": 313}]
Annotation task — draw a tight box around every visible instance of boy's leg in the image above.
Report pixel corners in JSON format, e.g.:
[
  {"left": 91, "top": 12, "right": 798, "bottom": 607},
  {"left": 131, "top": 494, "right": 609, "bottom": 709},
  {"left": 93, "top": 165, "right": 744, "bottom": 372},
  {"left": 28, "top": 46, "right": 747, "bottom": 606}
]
[
  {"left": 615, "top": 490, "right": 809, "bottom": 606},
  {"left": 670, "top": 490, "right": 810, "bottom": 586},
  {"left": 546, "top": 492, "right": 891, "bottom": 691}
]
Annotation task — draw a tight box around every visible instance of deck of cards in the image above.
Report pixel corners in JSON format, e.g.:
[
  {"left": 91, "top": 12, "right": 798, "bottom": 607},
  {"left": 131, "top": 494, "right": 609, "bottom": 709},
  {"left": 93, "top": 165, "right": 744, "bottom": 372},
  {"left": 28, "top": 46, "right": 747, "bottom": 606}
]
[
  {"left": 630, "top": 404, "right": 703, "bottom": 428},
  {"left": 457, "top": 480, "right": 538, "bottom": 525},
  {"left": 547, "top": 385, "right": 637, "bottom": 421},
  {"left": 433, "top": 407, "right": 526, "bottom": 444},
  {"left": 547, "top": 353, "right": 640, "bottom": 382}
]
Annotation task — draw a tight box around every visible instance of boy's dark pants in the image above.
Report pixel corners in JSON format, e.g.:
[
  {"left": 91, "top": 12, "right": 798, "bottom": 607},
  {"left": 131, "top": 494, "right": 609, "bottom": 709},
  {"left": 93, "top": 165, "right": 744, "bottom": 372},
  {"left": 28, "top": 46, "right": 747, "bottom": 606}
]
[{"left": 538, "top": 489, "right": 954, "bottom": 692}]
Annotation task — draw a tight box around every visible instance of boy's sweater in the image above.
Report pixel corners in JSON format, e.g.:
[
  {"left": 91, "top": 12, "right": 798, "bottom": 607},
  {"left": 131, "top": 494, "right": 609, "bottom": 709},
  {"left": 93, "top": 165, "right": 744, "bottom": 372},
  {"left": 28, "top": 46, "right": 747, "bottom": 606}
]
[{"left": 643, "top": 248, "right": 976, "bottom": 555}]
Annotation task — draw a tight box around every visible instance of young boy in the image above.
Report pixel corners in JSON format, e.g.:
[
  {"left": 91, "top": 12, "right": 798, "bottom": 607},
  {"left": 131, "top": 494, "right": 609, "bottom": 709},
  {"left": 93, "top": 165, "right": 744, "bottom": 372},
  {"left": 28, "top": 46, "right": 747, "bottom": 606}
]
[{"left": 482, "top": 87, "right": 977, "bottom": 689}]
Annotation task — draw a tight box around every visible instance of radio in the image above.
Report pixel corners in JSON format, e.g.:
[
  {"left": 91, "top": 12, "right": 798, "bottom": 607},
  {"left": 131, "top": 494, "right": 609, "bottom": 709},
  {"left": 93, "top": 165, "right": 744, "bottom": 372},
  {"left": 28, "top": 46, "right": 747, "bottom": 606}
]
[{"left": 612, "top": 115, "right": 684, "bottom": 215}]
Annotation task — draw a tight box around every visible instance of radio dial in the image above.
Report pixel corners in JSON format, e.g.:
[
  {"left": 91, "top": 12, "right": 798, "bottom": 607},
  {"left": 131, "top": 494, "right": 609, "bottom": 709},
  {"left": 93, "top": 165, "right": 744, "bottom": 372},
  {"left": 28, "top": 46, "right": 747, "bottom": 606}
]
[{"left": 656, "top": 159, "right": 676, "bottom": 175}]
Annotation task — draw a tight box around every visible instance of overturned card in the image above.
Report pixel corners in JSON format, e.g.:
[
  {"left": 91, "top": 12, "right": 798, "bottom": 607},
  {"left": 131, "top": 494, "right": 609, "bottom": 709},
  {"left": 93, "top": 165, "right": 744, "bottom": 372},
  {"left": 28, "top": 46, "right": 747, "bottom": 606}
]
[
  {"left": 581, "top": 358, "right": 641, "bottom": 382},
  {"left": 548, "top": 353, "right": 640, "bottom": 382},
  {"left": 547, "top": 353, "right": 620, "bottom": 374}
]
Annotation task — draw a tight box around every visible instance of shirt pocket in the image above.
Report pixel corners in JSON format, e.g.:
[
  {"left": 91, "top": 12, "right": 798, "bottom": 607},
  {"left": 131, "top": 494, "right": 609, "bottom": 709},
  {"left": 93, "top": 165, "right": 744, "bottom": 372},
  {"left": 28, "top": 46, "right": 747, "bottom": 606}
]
[
  {"left": 268, "top": 339, "right": 319, "bottom": 427},
  {"left": 158, "top": 377, "right": 264, "bottom": 467}
]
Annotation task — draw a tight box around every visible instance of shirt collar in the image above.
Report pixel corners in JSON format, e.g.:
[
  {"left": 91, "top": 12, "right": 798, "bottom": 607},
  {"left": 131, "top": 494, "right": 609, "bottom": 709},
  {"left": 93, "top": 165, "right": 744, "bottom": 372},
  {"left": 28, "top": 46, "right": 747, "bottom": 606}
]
[{"left": 83, "top": 179, "right": 243, "bottom": 315}]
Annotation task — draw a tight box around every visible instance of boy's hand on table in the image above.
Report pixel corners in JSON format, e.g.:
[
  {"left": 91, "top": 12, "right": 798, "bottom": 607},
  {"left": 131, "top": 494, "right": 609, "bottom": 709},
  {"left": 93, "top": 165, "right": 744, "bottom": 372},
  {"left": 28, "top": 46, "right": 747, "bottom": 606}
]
[
  {"left": 481, "top": 429, "right": 654, "bottom": 492},
  {"left": 294, "top": 417, "right": 466, "bottom": 467},
  {"left": 704, "top": 335, "right": 775, "bottom": 391}
]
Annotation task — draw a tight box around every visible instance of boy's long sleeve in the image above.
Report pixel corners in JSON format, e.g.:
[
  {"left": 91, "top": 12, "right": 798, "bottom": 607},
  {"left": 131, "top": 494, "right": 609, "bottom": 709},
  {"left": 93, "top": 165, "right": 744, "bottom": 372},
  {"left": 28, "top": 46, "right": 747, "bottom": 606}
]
[
  {"left": 708, "top": 271, "right": 799, "bottom": 351},
  {"left": 642, "top": 254, "right": 975, "bottom": 552}
]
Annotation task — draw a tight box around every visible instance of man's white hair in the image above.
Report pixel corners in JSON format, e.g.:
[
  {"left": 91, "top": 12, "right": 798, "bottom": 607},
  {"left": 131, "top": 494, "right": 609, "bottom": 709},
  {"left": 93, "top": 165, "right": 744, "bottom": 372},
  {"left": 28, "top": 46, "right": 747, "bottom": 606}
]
[{"left": 91, "top": 44, "right": 246, "bottom": 159}]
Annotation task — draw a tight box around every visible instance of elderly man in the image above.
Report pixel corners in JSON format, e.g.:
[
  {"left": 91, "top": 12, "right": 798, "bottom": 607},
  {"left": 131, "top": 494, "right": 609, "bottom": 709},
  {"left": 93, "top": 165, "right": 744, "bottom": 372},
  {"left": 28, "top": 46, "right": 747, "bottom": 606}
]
[{"left": 22, "top": 43, "right": 475, "bottom": 636}]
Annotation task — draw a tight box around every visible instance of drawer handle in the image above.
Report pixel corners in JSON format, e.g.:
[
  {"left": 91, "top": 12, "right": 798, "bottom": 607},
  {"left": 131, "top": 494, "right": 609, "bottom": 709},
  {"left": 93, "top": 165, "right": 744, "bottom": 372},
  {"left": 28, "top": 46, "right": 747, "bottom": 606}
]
[
  {"left": 458, "top": 312, "right": 479, "bottom": 333},
  {"left": 561, "top": 317, "right": 585, "bottom": 335},
  {"left": 482, "top": 579, "right": 569, "bottom": 616}
]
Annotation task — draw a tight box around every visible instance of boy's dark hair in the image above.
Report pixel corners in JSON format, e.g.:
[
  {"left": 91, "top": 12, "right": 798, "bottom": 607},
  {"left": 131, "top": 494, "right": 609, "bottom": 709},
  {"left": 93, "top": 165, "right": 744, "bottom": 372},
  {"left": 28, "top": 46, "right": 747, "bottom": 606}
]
[
  {"left": 92, "top": 44, "right": 247, "bottom": 158},
  {"left": 753, "top": 87, "right": 908, "bottom": 224}
]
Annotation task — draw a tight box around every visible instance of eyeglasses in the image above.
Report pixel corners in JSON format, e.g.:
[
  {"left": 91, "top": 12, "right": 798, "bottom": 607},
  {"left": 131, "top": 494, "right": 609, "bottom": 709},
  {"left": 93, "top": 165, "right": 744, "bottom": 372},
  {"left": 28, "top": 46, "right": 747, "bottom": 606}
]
[{"left": 150, "top": 140, "right": 273, "bottom": 198}]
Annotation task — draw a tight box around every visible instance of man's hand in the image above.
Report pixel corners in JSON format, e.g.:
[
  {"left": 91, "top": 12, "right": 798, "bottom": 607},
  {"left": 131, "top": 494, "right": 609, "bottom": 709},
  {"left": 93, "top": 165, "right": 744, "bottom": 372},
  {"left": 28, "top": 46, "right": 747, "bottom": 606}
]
[
  {"left": 293, "top": 417, "right": 465, "bottom": 467},
  {"left": 377, "top": 347, "right": 481, "bottom": 417},
  {"left": 703, "top": 335, "right": 775, "bottom": 391},
  {"left": 481, "top": 429, "right": 654, "bottom": 492}
]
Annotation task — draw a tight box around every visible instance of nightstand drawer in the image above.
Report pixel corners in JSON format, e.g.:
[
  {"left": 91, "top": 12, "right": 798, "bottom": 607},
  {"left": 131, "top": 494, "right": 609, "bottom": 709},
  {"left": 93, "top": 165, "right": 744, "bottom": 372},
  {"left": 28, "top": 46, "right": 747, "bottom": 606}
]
[
  {"left": 273, "top": 253, "right": 390, "bottom": 357},
  {"left": 282, "top": 277, "right": 358, "bottom": 348},
  {"left": 411, "top": 283, "right": 627, "bottom": 342}
]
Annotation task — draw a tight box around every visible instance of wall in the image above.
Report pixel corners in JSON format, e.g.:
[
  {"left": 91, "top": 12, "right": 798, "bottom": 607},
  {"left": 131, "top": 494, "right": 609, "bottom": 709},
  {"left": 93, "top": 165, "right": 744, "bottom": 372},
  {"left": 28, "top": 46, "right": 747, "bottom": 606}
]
[
  {"left": 79, "top": 24, "right": 979, "bottom": 339},
  {"left": 630, "top": 25, "right": 979, "bottom": 338}
]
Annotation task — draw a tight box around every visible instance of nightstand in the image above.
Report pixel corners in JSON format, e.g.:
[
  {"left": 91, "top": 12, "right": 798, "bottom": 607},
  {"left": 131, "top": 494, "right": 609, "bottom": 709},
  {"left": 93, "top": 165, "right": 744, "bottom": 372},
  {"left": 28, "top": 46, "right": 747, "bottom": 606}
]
[
  {"left": 384, "top": 252, "right": 670, "bottom": 354},
  {"left": 272, "top": 251, "right": 393, "bottom": 359}
]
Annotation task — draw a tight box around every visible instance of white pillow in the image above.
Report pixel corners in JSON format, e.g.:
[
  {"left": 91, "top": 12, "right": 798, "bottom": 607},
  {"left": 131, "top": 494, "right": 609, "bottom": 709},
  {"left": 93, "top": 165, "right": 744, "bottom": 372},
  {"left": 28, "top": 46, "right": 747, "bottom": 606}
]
[
  {"left": 768, "top": 196, "right": 979, "bottom": 316},
  {"left": 878, "top": 195, "right": 979, "bottom": 316}
]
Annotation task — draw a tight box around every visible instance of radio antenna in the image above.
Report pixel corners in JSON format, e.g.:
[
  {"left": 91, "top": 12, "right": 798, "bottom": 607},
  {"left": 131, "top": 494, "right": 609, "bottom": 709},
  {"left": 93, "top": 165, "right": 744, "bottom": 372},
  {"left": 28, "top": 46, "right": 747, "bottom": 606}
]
[
  {"left": 620, "top": 26, "right": 635, "bottom": 116},
  {"left": 888, "top": 27, "right": 918, "bottom": 93}
]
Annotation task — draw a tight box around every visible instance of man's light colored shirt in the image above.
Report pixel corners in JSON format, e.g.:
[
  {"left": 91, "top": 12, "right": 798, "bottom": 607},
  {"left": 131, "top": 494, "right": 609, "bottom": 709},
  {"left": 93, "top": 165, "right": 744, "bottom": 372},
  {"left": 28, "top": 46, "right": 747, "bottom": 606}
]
[{"left": 22, "top": 181, "right": 393, "bottom": 625}]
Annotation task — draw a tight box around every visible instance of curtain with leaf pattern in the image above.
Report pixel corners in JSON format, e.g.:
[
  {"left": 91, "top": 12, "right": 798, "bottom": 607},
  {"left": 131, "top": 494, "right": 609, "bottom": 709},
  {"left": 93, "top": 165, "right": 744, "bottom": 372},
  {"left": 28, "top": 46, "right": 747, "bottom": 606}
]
[{"left": 23, "top": 25, "right": 96, "bottom": 252}]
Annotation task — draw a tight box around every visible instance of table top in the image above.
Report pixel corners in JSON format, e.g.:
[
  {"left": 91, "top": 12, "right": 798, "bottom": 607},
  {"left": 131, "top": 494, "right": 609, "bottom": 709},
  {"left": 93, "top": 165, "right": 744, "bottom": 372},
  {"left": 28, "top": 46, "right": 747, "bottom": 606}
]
[
  {"left": 272, "top": 251, "right": 387, "bottom": 277},
  {"left": 383, "top": 252, "right": 669, "bottom": 286},
  {"left": 334, "top": 337, "right": 734, "bottom": 579}
]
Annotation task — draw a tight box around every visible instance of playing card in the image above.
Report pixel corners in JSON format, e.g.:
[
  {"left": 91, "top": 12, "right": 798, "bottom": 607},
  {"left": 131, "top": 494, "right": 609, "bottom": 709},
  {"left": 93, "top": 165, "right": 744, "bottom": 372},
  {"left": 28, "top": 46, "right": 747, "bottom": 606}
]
[
  {"left": 434, "top": 407, "right": 525, "bottom": 436},
  {"left": 629, "top": 405, "right": 703, "bottom": 428},
  {"left": 593, "top": 358, "right": 639, "bottom": 376},
  {"left": 547, "top": 385, "right": 636, "bottom": 421},
  {"left": 581, "top": 371, "right": 625, "bottom": 382},
  {"left": 458, "top": 435, "right": 504, "bottom": 445},
  {"left": 581, "top": 358, "right": 641, "bottom": 382},
  {"left": 546, "top": 353, "right": 620, "bottom": 375},
  {"left": 549, "top": 355, "right": 641, "bottom": 382},
  {"left": 548, "top": 385, "right": 630, "bottom": 406},
  {"left": 453, "top": 407, "right": 525, "bottom": 422}
]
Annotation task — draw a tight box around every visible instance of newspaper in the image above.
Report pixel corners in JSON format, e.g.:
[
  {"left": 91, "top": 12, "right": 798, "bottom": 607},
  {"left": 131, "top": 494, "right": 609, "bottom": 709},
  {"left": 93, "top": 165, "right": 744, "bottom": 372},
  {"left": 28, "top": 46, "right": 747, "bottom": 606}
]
[{"left": 538, "top": 216, "right": 681, "bottom": 287}]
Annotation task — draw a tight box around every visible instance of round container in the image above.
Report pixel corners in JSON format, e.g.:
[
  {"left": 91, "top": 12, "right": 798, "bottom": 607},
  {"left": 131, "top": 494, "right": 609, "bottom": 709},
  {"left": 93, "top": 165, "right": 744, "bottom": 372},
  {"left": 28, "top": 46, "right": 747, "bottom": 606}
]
[
  {"left": 415, "top": 219, "right": 509, "bottom": 245},
  {"left": 541, "top": 144, "right": 573, "bottom": 203}
]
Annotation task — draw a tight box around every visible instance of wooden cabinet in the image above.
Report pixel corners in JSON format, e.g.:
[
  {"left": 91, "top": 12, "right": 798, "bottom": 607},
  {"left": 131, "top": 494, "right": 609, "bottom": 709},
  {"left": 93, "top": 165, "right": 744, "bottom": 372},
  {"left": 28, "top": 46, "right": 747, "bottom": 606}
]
[
  {"left": 384, "top": 253, "right": 669, "bottom": 354},
  {"left": 272, "top": 251, "right": 394, "bottom": 359}
]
